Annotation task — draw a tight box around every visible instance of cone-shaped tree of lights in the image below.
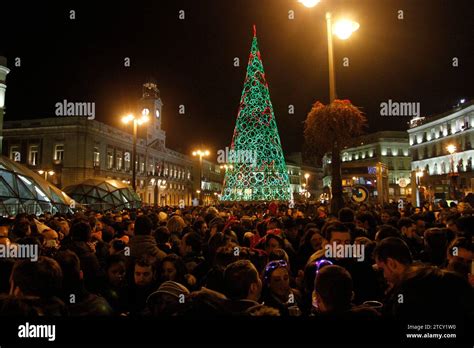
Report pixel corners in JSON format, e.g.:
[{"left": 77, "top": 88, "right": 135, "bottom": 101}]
[{"left": 220, "top": 26, "right": 291, "bottom": 202}]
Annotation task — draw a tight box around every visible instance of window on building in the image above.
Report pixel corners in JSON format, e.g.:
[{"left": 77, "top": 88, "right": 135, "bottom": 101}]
[
  {"left": 386, "top": 148, "right": 392, "bottom": 156},
  {"left": 441, "top": 162, "right": 446, "bottom": 174},
  {"left": 137, "top": 156, "right": 145, "bottom": 173},
  {"left": 388, "top": 159, "right": 394, "bottom": 170},
  {"left": 400, "top": 188, "right": 406, "bottom": 195},
  {"left": 54, "top": 144, "right": 64, "bottom": 162},
  {"left": 29, "top": 145, "right": 39, "bottom": 166},
  {"left": 399, "top": 159, "right": 404, "bottom": 170},
  {"left": 93, "top": 147, "right": 100, "bottom": 168},
  {"left": 10, "top": 146, "right": 21, "bottom": 162},
  {"left": 389, "top": 188, "right": 395, "bottom": 196},
  {"left": 116, "top": 152, "right": 123, "bottom": 170},
  {"left": 124, "top": 152, "right": 131, "bottom": 170},
  {"left": 107, "top": 150, "right": 114, "bottom": 169}
]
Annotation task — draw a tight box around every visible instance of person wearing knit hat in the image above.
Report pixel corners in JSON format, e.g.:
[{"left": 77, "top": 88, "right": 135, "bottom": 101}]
[{"left": 146, "top": 281, "right": 190, "bottom": 316}]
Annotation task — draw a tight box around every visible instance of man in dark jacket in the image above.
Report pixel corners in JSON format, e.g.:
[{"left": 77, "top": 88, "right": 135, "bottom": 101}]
[
  {"left": 9, "top": 256, "right": 67, "bottom": 316},
  {"left": 55, "top": 250, "right": 112, "bottom": 316},
  {"left": 129, "top": 216, "right": 166, "bottom": 261},
  {"left": 313, "top": 264, "right": 380, "bottom": 319},
  {"left": 67, "top": 221, "right": 104, "bottom": 294},
  {"left": 222, "top": 260, "right": 263, "bottom": 315}
]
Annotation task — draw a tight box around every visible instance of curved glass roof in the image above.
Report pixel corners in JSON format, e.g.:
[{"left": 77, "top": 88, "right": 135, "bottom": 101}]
[
  {"left": 0, "top": 156, "right": 75, "bottom": 216},
  {"left": 63, "top": 178, "right": 141, "bottom": 211}
]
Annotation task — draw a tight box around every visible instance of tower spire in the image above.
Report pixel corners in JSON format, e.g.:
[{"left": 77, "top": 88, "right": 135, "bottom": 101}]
[{"left": 253, "top": 24, "right": 257, "bottom": 37}]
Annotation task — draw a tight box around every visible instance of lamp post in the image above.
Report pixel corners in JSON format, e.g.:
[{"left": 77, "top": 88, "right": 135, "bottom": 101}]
[
  {"left": 304, "top": 173, "right": 310, "bottom": 187},
  {"left": 446, "top": 144, "right": 458, "bottom": 200},
  {"left": 298, "top": 0, "right": 359, "bottom": 103},
  {"left": 193, "top": 149, "right": 209, "bottom": 203},
  {"left": 196, "top": 190, "right": 201, "bottom": 204},
  {"left": 122, "top": 113, "right": 150, "bottom": 191},
  {"left": 38, "top": 170, "right": 55, "bottom": 181}
]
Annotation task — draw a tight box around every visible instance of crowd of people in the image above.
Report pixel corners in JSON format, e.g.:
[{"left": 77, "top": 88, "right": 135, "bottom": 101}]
[{"left": 0, "top": 200, "right": 472, "bottom": 320}]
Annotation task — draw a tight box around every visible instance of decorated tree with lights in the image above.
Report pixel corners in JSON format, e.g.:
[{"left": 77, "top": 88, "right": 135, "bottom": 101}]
[{"left": 220, "top": 26, "right": 291, "bottom": 202}]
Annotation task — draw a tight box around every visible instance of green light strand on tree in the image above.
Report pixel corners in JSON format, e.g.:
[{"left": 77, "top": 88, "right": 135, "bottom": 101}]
[{"left": 220, "top": 25, "right": 291, "bottom": 202}]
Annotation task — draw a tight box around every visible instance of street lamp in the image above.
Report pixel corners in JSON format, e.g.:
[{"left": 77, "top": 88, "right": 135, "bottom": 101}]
[
  {"left": 299, "top": 0, "right": 321, "bottom": 7},
  {"left": 220, "top": 164, "right": 234, "bottom": 171},
  {"left": 298, "top": 0, "right": 360, "bottom": 102},
  {"left": 38, "top": 170, "right": 55, "bottom": 181},
  {"left": 304, "top": 173, "right": 310, "bottom": 186},
  {"left": 122, "top": 113, "right": 150, "bottom": 191},
  {"left": 332, "top": 19, "right": 360, "bottom": 40},
  {"left": 193, "top": 149, "right": 210, "bottom": 203},
  {"left": 446, "top": 144, "right": 458, "bottom": 200}
]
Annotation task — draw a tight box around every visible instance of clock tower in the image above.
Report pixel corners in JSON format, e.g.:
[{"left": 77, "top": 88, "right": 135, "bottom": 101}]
[{"left": 139, "top": 81, "right": 165, "bottom": 149}]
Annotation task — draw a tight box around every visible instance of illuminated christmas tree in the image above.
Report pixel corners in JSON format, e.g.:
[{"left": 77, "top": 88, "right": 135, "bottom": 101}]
[{"left": 220, "top": 25, "right": 291, "bottom": 202}]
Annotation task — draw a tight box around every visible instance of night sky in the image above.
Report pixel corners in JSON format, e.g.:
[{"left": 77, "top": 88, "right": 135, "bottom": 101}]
[{"left": 2, "top": 0, "right": 473, "bottom": 158}]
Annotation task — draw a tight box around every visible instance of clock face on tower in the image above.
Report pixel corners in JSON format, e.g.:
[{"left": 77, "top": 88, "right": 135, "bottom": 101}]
[{"left": 156, "top": 109, "right": 160, "bottom": 118}]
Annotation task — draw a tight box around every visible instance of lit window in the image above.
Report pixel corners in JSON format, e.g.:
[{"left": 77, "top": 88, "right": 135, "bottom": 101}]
[
  {"left": 29, "top": 145, "right": 39, "bottom": 166},
  {"left": 116, "top": 152, "right": 123, "bottom": 170},
  {"left": 93, "top": 147, "right": 100, "bottom": 167},
  {"left": 10, "top": 146, "right": 21, "bottom": 162},
  {"left": 54, "top": 144, "right": 64, "bottom": 162},
  {"left": 107, "top": 151, "right": 114, "bottom": 169},
  {"left": 124, "top": 152, "right": 131, "bottom": 170}
]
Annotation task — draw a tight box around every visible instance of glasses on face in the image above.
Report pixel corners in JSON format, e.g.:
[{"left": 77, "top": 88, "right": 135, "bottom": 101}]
[{"left": 264, "top": 260, "right": 288, "bottom": 282}]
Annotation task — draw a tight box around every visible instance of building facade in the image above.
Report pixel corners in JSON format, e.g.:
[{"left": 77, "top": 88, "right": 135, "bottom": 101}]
[
  {"left": 323, "top": 131, "right": 411, "bottom": 203},
  {"left": 285, "top": 152, "right": 322, "bottom": 202},
  {"left": 407, "top": 101, "right": 474, "bottom": 202},
  {"left": 2, "top": 82, "right": 223, "bottom": 206},
  {"left": 2, "top": 77, "right": 322, "bottom": 207}
]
